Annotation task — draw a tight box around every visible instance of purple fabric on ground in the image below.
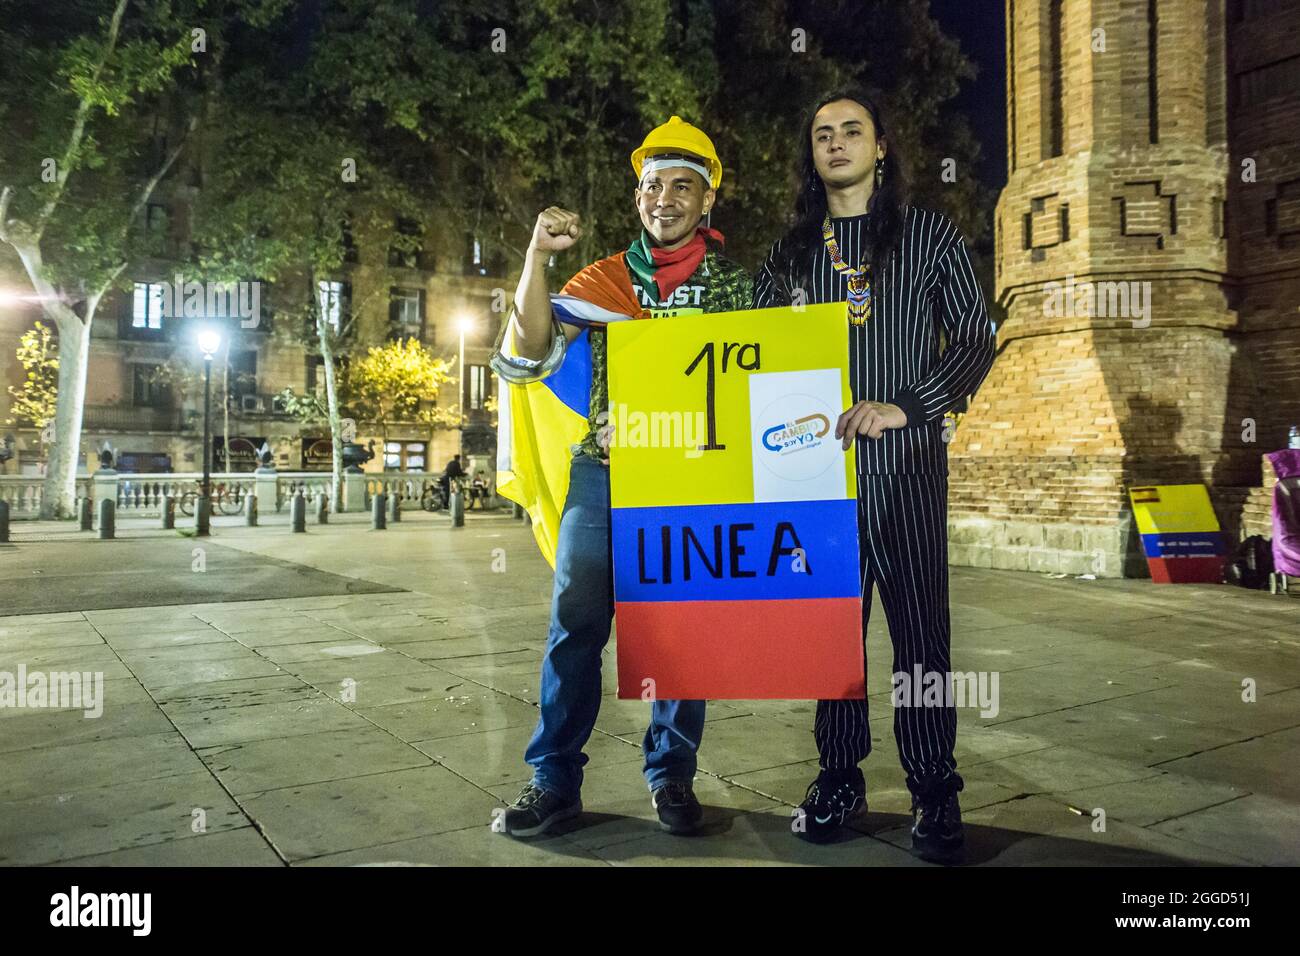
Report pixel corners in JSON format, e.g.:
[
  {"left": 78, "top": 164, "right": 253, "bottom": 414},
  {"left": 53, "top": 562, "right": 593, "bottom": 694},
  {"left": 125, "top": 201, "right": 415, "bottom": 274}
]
[{"left": 1268, "top": 450, "right": 1300, "bottom": 576}]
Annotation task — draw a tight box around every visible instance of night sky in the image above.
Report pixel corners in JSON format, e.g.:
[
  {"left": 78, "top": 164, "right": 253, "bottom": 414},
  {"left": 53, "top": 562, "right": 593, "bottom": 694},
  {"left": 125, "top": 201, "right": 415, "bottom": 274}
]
[{"left": 928, "top": 0, "right": 1008, "bottom": 192}]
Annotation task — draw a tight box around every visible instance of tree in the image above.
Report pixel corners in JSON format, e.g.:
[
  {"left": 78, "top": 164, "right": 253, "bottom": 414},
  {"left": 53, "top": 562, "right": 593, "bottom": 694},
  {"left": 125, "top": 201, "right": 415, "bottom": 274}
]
[
  {"left": 5, "top": 321, "right": 59, "bottom": 429},
  {"left": 703, "top": 0, "right": 850, "bottom": 267},
  {"left": 324, "top": 0, "right": 990, "bottom": 276},
  {"left": 799, "top": 0, "right": 990, "bottom": 250},
  {"left": 0, "top": 0, "right": 294, "bottom": 514},
  {"left": 188, "top": 2, "right": 443, "bottom": 507},
  {"left": 0, "top": 0, "right": 197, "bottom": 515},
  {"left": 339, "top": 339, "right": 459, "bottom": 448},
  {"left": 308, "top": 0, "right": 713, "bottom": 271},
  {"left": 276, "top": 338, "right": 459, "bottom": 455}
]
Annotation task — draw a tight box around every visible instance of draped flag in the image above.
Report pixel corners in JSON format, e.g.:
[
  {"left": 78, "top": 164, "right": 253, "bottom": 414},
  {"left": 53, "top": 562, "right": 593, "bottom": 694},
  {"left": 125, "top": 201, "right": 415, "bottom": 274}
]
[{"left": 494, "top": 253, "right": 645, "bottom": 568}]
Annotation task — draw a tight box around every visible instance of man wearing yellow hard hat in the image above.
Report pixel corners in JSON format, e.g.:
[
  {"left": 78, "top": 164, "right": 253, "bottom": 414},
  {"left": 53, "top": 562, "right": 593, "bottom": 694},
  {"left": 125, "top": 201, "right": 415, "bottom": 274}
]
[{"left": 491, "top": 116, "right": 752, "bottom": 837}]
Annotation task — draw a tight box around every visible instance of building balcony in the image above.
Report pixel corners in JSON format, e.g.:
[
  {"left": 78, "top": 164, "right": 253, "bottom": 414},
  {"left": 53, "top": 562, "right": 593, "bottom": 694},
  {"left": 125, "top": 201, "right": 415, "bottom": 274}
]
[{"left": 83, "top": 404, "right": 186, "bottom": 433}]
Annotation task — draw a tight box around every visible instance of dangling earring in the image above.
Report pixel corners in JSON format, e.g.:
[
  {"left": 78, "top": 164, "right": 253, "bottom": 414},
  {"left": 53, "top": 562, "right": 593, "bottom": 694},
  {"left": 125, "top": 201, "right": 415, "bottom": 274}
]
[{"left": 874, "top": 158, "right": 885, "bottom": 189}]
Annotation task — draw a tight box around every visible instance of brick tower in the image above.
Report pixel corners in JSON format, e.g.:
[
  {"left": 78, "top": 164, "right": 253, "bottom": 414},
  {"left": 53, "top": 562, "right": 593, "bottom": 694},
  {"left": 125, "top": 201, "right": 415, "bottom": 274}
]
[{"left": 947, "top": 0, "right": 1300, "bottom": 577}]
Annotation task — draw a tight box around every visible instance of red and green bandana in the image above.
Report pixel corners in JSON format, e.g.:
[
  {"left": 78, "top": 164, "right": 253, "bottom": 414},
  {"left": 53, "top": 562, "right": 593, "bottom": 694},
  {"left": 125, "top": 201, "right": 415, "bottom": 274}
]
[{"left": 625, "top": 226, "right": 725, "bottom": 305}]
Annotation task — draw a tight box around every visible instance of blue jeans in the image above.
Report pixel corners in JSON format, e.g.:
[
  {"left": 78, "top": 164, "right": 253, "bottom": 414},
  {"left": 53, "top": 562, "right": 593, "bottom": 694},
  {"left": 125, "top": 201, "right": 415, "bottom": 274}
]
[{"left": 524, "top": 455, "right": 706, "bottom": 801}]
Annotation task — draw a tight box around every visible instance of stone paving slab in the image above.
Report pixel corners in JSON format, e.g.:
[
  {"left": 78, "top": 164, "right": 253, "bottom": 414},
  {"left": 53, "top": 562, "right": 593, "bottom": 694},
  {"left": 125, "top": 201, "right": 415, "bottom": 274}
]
[
  {"left": 162, "top": 693, "right": 377, "bottom": 749},
  {"left": 0, "top": 621, "right": 106, "bottom": 648},
  {"left": 129, "top": 654, "right": 289, "bottom": 691},
  {"left": 239, "top": 765, "right": 500, "bottom": 862},
  {"left": 293, "top": 825, "right": 609, "bottom": 867},
  {"left": 97, "top": 626, "right": 236, "bottom": 650},
  {"left": 929, "top": 801, "right": 1252, "bottom": 867},
  {"left": 1149, "top": 793, "right": 1300, "bottom": 866},
  {"left": 0, "top": 539, "right": 402, "bottom": 614},
  {"left": 313, "top": 670, "right": 463, "bottom": 709},
  {"left": 1055, "top": 772, "right": 1248, "bottom": 828},
  {"left": 594, "top": 808, "right": 926, "bottom": 867},
  {"left": 356, "top": 691, "right": 542, "bottom": 742},
  {"left": 0, "top": 730, "right": 206, "bottom": 802},
  {"left": 151, "top": 673, "right": 307, "bottom": 702},
  {"left": 410, "top": 724, "right": 644, "bottom": 792},
  {"left": 0, "top": 700, "right": 176, "bottom": 753},
  {"left": 50, "top": 826, "right": 286, "bottom": 867},
  {"left": 1153, "top": 726, "right": 1300, "bottom": 801},
  {"left": 0, "top": 771, "right": 248, "bottom": 866},
  {"left": 982, "top": 700, "right": 1246, "bottom": 767},
  {"left": 197, "top": 725, "right": 436, "bottom": 795}
]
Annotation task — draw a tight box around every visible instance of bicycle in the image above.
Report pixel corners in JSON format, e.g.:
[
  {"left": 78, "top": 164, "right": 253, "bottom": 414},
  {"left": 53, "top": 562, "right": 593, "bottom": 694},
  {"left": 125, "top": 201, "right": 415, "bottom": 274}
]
[
  {"left": 176, "top": 481, "right": 247, "bottom": 517},
  {"left": 419, "top": 476, "right": 466, "bottom": 512}
]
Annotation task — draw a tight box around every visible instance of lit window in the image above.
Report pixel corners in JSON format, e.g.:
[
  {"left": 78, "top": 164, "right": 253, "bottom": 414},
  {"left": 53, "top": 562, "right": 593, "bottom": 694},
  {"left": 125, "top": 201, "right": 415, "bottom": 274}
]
[
  {"left": 391, "top": 289, "right": 422, "bottom": 340},
  {"left": 132, "top": 282, "right": 165, "bottom": 329},
  {"left": 469, "top": 365, "right": 489, "bottom": 410},
  {"left": 317, "top": 280, "right": 346, "bottom": 332}
]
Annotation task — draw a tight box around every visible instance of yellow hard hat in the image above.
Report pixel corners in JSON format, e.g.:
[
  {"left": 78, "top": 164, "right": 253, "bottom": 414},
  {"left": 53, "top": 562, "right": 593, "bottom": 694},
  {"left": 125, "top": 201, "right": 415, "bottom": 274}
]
[{"left": 630, "top": 115, "right": 722, "bottom": 190}]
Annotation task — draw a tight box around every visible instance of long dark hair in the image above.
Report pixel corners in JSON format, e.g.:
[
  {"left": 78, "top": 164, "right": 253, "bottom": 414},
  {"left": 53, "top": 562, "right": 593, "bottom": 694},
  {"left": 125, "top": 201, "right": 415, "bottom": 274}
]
[{"left": 776, "top": 88, "right": 907, "bottom": 297}]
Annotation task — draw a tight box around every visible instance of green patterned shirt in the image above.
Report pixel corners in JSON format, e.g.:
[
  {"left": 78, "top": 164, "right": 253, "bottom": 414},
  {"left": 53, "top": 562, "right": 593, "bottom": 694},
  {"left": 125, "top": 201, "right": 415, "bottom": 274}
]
[{"left": 576, "top": 249, "right": 753, "bottom": 460}]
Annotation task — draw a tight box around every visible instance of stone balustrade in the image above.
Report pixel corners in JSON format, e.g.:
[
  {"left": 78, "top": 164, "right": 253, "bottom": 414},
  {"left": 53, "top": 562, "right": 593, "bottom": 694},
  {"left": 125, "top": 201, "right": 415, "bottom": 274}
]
[{"left": 0, "top": 469, "right": 496, "bottom": 519}]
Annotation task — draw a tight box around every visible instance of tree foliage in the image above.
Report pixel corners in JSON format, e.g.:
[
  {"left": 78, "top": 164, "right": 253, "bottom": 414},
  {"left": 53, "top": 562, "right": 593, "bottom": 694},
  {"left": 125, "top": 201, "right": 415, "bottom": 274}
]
[
  {"left": 5, "top": 321, "right": 59, "bottom": 428},
  {"left": 276, "top": 338, "right": 458, "bottom": 435}
]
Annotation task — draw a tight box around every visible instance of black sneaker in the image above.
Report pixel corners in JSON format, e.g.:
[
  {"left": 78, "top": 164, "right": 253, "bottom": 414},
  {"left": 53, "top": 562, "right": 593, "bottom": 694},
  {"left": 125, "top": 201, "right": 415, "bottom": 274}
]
[
  {"left": 498, "top": 784, "right": 582, "bottom": 838},
  {"left": 910, "top": 789, "right": 964, "bottom": 864},
  {"left": 794, "top": 768, "right": 866, "bottom": 843},
  {"left": 651, "top": 780, "right": 703, "bottom": 835}
]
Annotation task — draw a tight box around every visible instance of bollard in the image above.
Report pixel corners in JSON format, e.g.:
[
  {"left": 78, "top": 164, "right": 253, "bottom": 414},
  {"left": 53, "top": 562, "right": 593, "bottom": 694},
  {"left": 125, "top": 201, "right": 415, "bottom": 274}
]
[
  {"left": 0, "top": 499, "right": 9, "bottom": 543},
  {"left": 79, "top": 497, "right": 93, "bottom": 531},
  {"left": 245, "top": 494, "right": 258, "bottom": 527},
  {"left": 161, "top": 495, "right": 175, "bottom": 530},
  {"left": 290, "top": 492, "right": 306, "bottom": 532},
  {"left": 195, "top": 497, "right": 211, "bottom": 537},
  {"left": 371, "top": 493, "right": 387, "bottom": 530},
  {"left": 316, "top": 493, "right": 329, "bottom": 525},
  {"left": 97, "top": 498, "right": 115, "bottom": 539},
  {"left": 388, "top": 490, "right": 401, "bottom": 524},
  {"left": 450, "top": 491, "right": 465, "bottom": 528},
  {"left": 511, "top": 501, "right": 523, "bottom": 520}
]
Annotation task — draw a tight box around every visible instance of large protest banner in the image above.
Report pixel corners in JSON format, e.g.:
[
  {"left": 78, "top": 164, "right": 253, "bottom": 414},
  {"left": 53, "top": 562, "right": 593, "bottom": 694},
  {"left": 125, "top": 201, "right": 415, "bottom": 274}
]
[{"left": 607, "top": 303, "right": 864, "bottom": 700}]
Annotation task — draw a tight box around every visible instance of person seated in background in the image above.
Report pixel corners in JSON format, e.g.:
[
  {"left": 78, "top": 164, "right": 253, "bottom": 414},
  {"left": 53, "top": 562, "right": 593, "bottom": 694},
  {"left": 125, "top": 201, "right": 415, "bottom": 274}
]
[{"left": 469, "top": 470, "right": 490, "bottom": 509}]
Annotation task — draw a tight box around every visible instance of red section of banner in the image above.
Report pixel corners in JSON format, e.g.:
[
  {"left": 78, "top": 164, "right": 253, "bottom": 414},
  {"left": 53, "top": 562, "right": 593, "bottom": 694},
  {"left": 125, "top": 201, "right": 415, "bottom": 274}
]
[
  {"left": 1148, "top": 556, "right": 1225, "bottom": 584},
  {"left": 615, "top": 598, "right": 864, "bottom": 700}
]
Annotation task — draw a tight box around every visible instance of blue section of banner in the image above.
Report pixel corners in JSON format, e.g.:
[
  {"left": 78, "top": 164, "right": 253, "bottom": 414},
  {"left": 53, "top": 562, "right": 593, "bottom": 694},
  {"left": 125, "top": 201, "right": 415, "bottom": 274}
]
[
  {"left": 541, "top": 328, "right": 591, "bottom": 418},
  {"left": 1140, "top": 531, "right": 1227, "bottom": 559},
  {"left": 611, "top": 499, "right": 860, "bottom": 602}
]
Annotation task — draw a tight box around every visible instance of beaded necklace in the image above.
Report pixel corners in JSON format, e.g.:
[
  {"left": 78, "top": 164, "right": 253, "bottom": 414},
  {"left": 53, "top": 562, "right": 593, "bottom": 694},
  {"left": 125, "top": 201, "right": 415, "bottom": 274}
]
[{"left": 821, "top": 213, "right": 872, "bottom": 325}]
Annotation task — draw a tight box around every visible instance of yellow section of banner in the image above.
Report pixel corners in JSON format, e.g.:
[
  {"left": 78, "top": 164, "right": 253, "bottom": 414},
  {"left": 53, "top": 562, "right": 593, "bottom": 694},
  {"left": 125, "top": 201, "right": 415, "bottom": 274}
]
[
  {"left": 1128, "top": 484, "right": 1222, "bottom": 535},
  {"left": 606, "top": 303, "right": 855, "bottom": 509}
]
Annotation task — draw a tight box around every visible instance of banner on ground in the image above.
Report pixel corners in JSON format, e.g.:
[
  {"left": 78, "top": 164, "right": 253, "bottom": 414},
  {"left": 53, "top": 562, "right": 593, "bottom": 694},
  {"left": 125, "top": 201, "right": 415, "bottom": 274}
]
[{"left": 1128, "top": 484, "right": 1227, "bottom": 583}]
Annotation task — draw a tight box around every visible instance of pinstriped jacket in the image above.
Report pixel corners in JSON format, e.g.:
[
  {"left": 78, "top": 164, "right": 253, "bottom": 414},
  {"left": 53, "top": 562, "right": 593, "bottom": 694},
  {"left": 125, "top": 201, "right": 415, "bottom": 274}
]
[{"left": 753, "top": 206, "right": 996, "bottom": 476}]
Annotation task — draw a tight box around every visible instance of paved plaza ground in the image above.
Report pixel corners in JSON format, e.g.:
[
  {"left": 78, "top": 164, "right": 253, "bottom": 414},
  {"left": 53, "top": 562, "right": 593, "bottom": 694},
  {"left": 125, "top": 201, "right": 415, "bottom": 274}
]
[{"left": 1, "top": 509, "right": 1297, "bottom": 867}]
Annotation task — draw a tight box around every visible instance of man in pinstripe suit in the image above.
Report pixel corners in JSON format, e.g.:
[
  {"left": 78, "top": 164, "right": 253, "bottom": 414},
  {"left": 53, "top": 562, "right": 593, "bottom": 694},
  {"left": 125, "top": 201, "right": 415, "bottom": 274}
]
[{"left": 753, "top": 89, "right": 995, "bottom": 863}]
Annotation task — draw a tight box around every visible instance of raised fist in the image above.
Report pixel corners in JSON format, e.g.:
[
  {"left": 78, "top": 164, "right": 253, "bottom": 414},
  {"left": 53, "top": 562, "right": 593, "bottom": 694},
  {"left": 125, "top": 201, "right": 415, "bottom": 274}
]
[{"left": 530, "top": 206, "right": 582, "bottom": 253}]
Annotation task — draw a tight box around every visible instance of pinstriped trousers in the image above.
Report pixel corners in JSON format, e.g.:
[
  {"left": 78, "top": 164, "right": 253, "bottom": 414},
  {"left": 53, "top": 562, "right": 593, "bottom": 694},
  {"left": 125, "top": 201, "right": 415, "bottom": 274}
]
[{"left": 814, "top": 471, "right": 964, "bottom": 797}]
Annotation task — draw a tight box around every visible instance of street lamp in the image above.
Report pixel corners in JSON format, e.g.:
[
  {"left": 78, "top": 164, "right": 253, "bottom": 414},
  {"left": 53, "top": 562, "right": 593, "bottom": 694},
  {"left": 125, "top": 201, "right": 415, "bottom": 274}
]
[
  {"left": 197, "top": 326, "right": 222, "bottom": 536},
  {"left": 456, "top": 314, "right": 475, "bottom": 453}
]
